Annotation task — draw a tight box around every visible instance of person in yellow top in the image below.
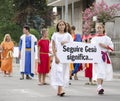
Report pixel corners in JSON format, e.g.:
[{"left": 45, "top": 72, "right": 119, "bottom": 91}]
[{"left": 1, "top": 34, "right": 14, "bottom": 77}]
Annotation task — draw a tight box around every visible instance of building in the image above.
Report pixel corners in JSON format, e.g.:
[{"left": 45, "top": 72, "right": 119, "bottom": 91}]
[{"left": 48, "top": 0, "right": 95, "bottom": 34}]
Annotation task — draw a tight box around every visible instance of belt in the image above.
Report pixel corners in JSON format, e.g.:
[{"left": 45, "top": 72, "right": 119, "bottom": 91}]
[
  {"left": 40, "top": 52, "right": 48, "bottom": 54},
  {"left": 25, "top": 48, "right": 31, "bottom": 51},
  {"left": 101, "top": 51, "right": 110, "bottom": 64}
]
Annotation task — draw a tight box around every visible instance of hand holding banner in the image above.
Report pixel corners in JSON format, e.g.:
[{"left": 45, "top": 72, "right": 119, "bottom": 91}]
[{"left": 57, "top": 42, "right": 102, "bottom": 63}]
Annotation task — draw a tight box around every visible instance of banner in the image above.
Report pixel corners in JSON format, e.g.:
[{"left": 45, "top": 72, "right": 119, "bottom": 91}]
[{"left": 57, "top": 42, "right": 102, "bottom": 63}]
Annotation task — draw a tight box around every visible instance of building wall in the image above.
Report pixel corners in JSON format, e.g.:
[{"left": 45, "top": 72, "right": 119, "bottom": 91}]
[
  {"left": 62, "top": 0, "right": 83, "bottom": 34},
  {"left": 74, "top": 1, "right": 83, "bottom": 34}
]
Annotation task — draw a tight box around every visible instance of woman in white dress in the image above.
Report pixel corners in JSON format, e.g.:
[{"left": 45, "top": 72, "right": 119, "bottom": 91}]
[
  {"left": 91, "top": 23, "right": 114, "bottom": 95},
  {"left": 50, "top": 20, "right": 73, "bottom": 96}
]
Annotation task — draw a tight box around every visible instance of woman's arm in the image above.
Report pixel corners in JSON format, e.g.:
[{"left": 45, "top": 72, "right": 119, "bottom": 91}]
[
  {"left": 52, "top": 40, "right": 60, "bottom": 64},
  {"left": 37, "top": 42, "right": 40, "bottom": 63}
]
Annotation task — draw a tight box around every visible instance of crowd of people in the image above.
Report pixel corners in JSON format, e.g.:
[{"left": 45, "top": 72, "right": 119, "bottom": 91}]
[{"left": 0, "top": 20, "right": 114, "bottom": 96}]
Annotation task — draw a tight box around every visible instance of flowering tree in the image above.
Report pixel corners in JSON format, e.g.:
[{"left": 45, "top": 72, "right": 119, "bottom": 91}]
[{"left": 82, "top": 0, "right": 120, "bottom": 35}]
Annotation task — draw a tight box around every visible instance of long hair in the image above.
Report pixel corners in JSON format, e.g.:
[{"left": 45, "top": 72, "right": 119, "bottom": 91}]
[
  {"left": 66, "top": 23, "right": 71, "bottom": 34},
  {"left": 3, "top": 34, "right": 12, "bottom": 42},
  {"left": 56, "top": 20, "right": 67, "bottom": 32}
]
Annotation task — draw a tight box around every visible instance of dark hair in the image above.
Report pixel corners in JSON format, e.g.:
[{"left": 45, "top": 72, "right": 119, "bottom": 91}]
[
  {"left": 71, "top": 26, "right": 76, "bottom": 31},
  {"left": 66, "top": 23, "right": 71, "bottom": 33},
  {"left": 56, "top": 20, "right": 67, "bottom": 32},
  {"left": 23, "top": 25, "right": 30, "bottom": 31}
]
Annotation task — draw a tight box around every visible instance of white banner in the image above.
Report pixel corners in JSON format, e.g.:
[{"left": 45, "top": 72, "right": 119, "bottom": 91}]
[{"left": 57, "top": 42, "right": 102, "bottom": 63}]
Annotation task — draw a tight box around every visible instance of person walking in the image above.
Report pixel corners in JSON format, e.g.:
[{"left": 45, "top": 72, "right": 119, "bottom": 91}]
[
  {"left": 70, "top": 25, "right": 82, "bottom": 80},
  {"left": 65, "top": 23, "right": 74, "bottom": 82},
  {"left": 82, "top": 38, "right": 96, "bottom": 85},
  {"left": 19, "top": 25, "right": 37, "bottom": 80},
  {"left": 37, "top": 28, "right": 50, "bottom": 85},
  {"left": 91, "top": 23, "right": 114, "bottom": 94},
  {"left": 1, "top": 34, "right": 14, "bottom": 77},
  {"left": 50, "top": 20, "right": 73, "bottom": 96}
]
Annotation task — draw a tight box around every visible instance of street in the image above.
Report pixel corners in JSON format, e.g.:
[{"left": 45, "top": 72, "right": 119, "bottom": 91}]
[{"left": 0, "top": 59, "right": 120, "bottom": 101}]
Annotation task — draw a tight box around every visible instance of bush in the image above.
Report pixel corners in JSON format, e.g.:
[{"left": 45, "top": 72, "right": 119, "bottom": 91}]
[
  {"left": 30, "top": 28, "right": 40, "bottom": 40},
  {"left": 48, "top": 26, "right": 55, "bottom": 40},
  {"left": 0, "top": 23, "right": 22, "bottom": 44}
]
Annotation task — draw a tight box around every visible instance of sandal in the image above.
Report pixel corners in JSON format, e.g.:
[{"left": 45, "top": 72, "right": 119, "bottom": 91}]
[
  {"left": 74, "top": 75, "right": 78, "bottom": 80},
  {"left": 57, "top": 92, "right": 65, "bottom": 97},
  {"left": 26, "top": 75, "right": 32, "bottom": 80},
  {"left": 20, "top": 77, "right": 24, "bottom": 80},
  {"left": 43, "top": 83, "right": 49, "bottom": 85}
]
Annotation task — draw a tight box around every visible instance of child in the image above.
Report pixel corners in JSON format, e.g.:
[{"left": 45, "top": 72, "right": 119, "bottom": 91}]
[
  {"left": 82, "top": 38, "right": 96, "bottom": 85},
  {"left": 70, "top": 25, "right": 82, "bottom": 80},
  {"left": 37, "top": 28, "right": 50, "bottom": 85},
  {"left": 91, "top": 23, "right": 114, "bottom": 94},
  {"left": 50, "top": 20, "right": 73, "bottom": 96}
]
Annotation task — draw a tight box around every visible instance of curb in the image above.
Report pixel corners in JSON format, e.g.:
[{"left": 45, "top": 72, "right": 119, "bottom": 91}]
[{"left": 113, "top": 73, "right": 120, "bottom": 79}]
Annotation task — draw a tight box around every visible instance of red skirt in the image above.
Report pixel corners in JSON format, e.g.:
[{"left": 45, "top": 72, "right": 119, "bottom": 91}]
[
  {"left": 38, "top": 54, "right": 50, "bottom": 74},
  {"left": 85, "top": 63, "right": 92, "bottom": 78}
]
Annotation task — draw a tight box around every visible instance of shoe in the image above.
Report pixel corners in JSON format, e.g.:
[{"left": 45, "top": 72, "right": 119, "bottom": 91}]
[
  {"left": 98, "top": 89, "right": 104, "bottom": 95},
  {"left": 26, "top": 75, "right": 32, "bottom": 80},
  {"left": 20, "top": 74, "right": 24, "bottom": 80},
  {"left": 69, "top": 76, "right": 72, "bottom": 80},
  {"left": 57, "top": 92, "right": 65, "bottom": 97},
  {"left": 20, "top": 77, "right": 24, "bottom": 80},
  {"left": 43, "top": 83, "right": 49, "bottom": 85},
  {"left": 74, "top": 75, "right": 78, "bottom": 80}
]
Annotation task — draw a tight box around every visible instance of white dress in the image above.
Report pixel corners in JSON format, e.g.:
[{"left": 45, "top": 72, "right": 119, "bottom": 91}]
[
  {"left": 91, "top": 35, "right": 114, "bottom": 81},
  {"left": 50, "top": 32, "right": 73, "bottom": 89}
]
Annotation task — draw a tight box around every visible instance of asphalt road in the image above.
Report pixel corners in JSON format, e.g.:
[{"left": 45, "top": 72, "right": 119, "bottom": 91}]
[{"left": 0, "top": 60, "right": 120, "bottom": 101}]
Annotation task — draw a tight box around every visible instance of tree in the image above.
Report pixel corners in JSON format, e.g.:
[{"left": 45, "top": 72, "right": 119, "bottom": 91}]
[
  {"left": 0, "top": 23, "right": 22, "bottom": 43},
  {"left": 0, "top": 0, "right": 14, "bottom": 25},
  {"left": 12, "top": 0, "right": 53, "bottom": 31},
  {"left": 0, "top": 0, "right": 22, "bottom": 43}
]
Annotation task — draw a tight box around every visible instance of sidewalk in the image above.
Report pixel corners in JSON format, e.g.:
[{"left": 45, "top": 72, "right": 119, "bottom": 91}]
[{"left": 113, "top": 72, "right": 120, "bottom": 79}]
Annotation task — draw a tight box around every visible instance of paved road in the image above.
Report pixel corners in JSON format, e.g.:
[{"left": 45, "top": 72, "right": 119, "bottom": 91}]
[{"left": 0, "top": 60, "right": 120, "bottom": 101}]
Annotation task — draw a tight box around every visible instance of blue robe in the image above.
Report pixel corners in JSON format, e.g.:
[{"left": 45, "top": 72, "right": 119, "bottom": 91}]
[{"left": 19, "top": 35, "right": 36, "bottom": 77}]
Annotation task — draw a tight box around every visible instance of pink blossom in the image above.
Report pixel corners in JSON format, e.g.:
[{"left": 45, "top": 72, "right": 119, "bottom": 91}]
[{"left": 82, "top": 0, "right": 120, "bottom": 35}]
